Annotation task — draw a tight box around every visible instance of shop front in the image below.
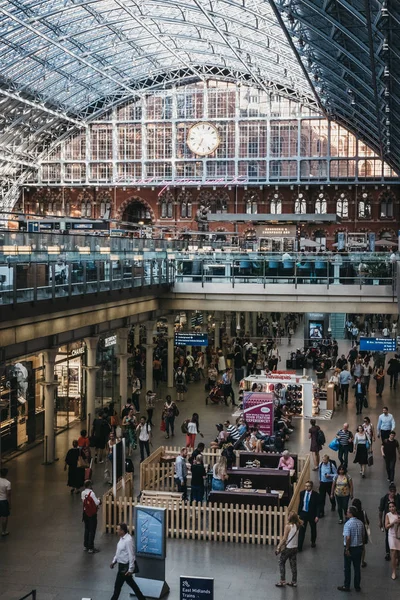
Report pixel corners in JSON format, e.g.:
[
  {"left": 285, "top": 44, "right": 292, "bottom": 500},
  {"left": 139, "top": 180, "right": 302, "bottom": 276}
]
[
  {"left": 96, "top": 334, "right": 118, "bottom": 412},
  {"left": 255, "top": 224, "right": 296, "bottom": 252},
  {"left": 54, "top": 342, "right": 85, "bottom": 429}
]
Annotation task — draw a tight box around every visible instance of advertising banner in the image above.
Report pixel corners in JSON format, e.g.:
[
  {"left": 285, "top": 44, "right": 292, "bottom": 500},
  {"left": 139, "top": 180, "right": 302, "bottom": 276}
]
[
  {"left": 135, "top": 506, "right": 166, "bottom": 560},
  {"left": 242, "top": 392, "right": 274, "bottom": 435}
]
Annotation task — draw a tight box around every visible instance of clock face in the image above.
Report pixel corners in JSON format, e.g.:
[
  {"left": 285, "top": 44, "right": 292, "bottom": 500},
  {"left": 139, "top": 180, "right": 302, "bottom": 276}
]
[{"left": 187, "top": 122, "right": 220, "bottom": 156}]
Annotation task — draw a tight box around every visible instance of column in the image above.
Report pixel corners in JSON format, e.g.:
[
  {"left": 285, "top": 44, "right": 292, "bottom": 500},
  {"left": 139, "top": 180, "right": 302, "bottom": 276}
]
[
  {"left": 236, "top": 311, "right": 241, "bottom": 335},
  {"left": 244, "top": 311, "right": 250, "bottom": 337},
  {"left": 225, "top": 312, "right": 232, "bottom": 338},
  {"left": 84, "top": 336, "right": 99, "bottom": 434},
  {"left": 116, "top": 328, "right": 129, "bottom": 415},
  {"left": 41, "top": 349, "right": 58, "bottom": 465},
  {"left": 214, "top": 312, "right": 221, "bottom": 350},
  {"left": 145, "top": 322, "right": 155, "bottom": 392},
  {"left": 252, "top": 312, "right": 258, "bottom": 337},
  {"left": 166, "top": 315, "right": 175, "bottom": 388},
  {"left": 134, "top": 325, "right": 140, "bottom": 349}
]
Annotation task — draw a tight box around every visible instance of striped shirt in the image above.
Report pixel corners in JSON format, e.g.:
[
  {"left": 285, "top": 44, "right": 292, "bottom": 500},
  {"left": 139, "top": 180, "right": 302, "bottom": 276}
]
[
  {"left": 337, "top": 429, "right": 353, "bottom": 446},
  {"left": 226, "top": 425, "right": 241, "bottom": 441},
  {"left": 343, "top": 517, "right": 364, "bottom": 547}
]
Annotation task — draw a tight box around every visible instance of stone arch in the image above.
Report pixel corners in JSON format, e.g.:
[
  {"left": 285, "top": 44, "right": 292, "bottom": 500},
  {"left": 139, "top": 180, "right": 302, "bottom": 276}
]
[{"left": 117, "top": 196, "right": 155, "bottom": 224}]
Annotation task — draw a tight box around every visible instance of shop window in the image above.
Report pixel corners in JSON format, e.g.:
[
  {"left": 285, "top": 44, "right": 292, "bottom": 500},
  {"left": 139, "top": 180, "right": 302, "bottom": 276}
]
[
  {"left": 270, "top": 193, "right": 282, "bottom": 214},
  {"left": 160, "top": 198, "right": 173, "bottom": 219},
  {"left": 380, "top": 193, "right": 394, "bottom": 218},
  {"left": 246, "top": 194, "right": 258, "bottom": 214},
  {"left": 336, "top": 193, "right": 349, "bottom": 218},
  {"left": 315, "top": 193, "right": 327, "bottom": 214},
  {"left": 358, "top": 193, "right": 371, "bottom": 219},
  {"left": 294, "top": 193, "right": 307, "bottom": 214}
]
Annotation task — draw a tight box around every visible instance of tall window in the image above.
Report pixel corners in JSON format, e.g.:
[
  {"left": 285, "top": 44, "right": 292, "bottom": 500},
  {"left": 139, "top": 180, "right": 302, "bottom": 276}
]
[
  {"left": 178, "top": 191, "right": 192, "bottom": 218},
  {"left": 270, "top": 193, "right": 282, "bottom": 214},
  {"left": 211, "top": 191, "right": 228, "bottom": 214},
  {"left": 294, "top": 192, "right": 307, "bottom": 214},
  {"left": 244, "top": 191, "right": 259, "bottom": 214},
  {"left": 358, "top": 192, "right": 371, "bottom": 219},
  {"left": 380, "top": 192, "right": 394, "bottom": 218},
  {"left": 315, "top": 192, "right": 327, "bottom": 214},
  {"left": 160, "top": 192, "right": 174, "bottom": 219},
  {"left": 336, "top": 193, "right": 349, "bottom": 218}
]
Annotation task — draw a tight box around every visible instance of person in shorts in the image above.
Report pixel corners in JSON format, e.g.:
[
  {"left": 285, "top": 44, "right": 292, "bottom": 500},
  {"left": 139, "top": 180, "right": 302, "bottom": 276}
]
[{"left": 0, "top": 467, "right": 11, "bottom": 536}]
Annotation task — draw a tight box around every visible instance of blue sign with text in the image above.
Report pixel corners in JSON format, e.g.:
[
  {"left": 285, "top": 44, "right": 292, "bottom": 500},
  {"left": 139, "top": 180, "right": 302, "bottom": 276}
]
[
  {"left": 135, "top": 506, "right": 166, "bottom": 559},
  {"left": 175, "top": 333, "right": 208, "bottom": 346},
  {"left": 359, "top": 337, "right": 397, "bottom": 353},
  {"left": 180, "top": 576, "right": 214, "bottom": 600}
]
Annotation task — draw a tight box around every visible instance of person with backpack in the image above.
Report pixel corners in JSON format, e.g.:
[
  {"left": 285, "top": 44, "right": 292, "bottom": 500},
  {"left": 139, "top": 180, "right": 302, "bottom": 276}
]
[
  {"left": 309, "top": 419, "right": 325, "bottom": 470},
  {"left": 318, "top": 454, "right": 337, "bottom": 517},
  {"left": 81, "top": 479, "right": 101, "bottom": 553},
  {"left": 175, "top": 368, "right": 186, "bottom": 401},
  {"left": 136, "top": 416, "right": 152, "bottom": 463}
]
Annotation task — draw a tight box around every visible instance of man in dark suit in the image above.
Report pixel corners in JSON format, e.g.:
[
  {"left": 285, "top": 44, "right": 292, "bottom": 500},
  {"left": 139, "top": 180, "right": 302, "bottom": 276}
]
[
  {"left": 298, "top": 480, "right": 319, "bottom": 551},
  {"left": 352, "top": 377, "right": 366, "bottom": 415}
]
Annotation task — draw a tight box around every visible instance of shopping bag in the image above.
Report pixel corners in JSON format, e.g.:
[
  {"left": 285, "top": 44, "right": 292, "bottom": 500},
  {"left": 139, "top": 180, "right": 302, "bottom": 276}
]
[{"left": 328, "top": 438, "right": 339, "bottom": 452}]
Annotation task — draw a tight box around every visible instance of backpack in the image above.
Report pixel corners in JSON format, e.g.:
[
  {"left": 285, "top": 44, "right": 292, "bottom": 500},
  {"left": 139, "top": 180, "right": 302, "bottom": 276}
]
[
  {"left": 181, "top": 419, "right": 190, "bottom": 434},
  {"left": 83, "top": 491, "right": 97, "bottom": 517},
  {"left": 176, "top": 373, "right": 184, "bottom": 385},
  {"left": 317, "top": 428, "right": 326, "bottom": 447}
]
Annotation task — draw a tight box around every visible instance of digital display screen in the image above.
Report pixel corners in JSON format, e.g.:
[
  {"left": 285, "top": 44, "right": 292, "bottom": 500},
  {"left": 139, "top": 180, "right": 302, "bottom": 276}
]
[
  {"left": 174, "top": 333, "right": 208, "bottom": 347},
  {"left": 309, "top": 322, "right": 323, "bottom": 339},
  {"left": 73, "top": 223, "right": 93, "bottom": 229},
  {"left": 135, "top": 506, "right": 166, "bottom": 559},
  {"left": 359, "top": 337, "right": 397, "bottom": 352}
]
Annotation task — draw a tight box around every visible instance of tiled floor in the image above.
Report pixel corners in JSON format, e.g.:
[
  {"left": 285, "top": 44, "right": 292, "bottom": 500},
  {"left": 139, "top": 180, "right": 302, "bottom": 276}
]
[{"left": 2, "top": 325, "right": 400, "bottom": 599}]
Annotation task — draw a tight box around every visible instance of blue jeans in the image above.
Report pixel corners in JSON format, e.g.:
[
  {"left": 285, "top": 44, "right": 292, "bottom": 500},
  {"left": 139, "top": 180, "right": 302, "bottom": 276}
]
[
  {"left": 212, "top": 478, "right": 225, "bottom": 491},
  {"left": 344, "top": 546, "right": 362, "bottom": 589}
]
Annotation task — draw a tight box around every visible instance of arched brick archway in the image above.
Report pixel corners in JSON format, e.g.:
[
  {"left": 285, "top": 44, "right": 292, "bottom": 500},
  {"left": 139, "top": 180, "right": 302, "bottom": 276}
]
[{"left": 116, "top": 196, "right": 155, "bottom": 224}]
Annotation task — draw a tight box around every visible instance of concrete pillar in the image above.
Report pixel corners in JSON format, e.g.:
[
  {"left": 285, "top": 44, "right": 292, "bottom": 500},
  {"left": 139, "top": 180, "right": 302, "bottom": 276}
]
[
  {"left": 236, "top": 311, "right": 241, "bottom": 334},
  {"left": 134, "top": 325, "right": 140, "bottom": 349},
  {"left": 244, "top": 311, "right": 250, "bottom": 336},
  {"left": 84, "top": 336, "right": 99, "bottom": 433},
  {"left": 225, "top": 312, "right": 232, "bottom": 338},
  {"left": 167, "top": 316, "right": 175, "bottom": 388},
  {"left": 116, "top": 328, "right": 129, "bottom": 415},
  {"left": 41, "top": 349, "right": 58, "bottom": 464},
  {"left": 145, "top": 322, "right": 155, "bottom": 392},
  {"left": 252, "top": 312, "right": 258, "bottom": 337},
  {"left": 214, "top": 312, "right": 221, "bottom": 350}
]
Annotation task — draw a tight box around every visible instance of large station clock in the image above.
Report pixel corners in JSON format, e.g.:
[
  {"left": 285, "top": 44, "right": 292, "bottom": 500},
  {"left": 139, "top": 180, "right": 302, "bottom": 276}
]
[{"left": 187, "top": 122, "right": 220, "bottom": 156}]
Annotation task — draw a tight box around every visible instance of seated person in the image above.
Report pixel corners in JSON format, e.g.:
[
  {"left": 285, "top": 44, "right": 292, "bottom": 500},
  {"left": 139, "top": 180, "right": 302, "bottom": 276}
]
[
  {"left": 243, "top": 428, "right": 263, "bottom": 453},
  {"left": 210, "top": 423, "right": 229, "bottom": 449},
  {"left": 221, "top": 444, "right": 236, "bottom": 469},
  {"left": 236, "top": 417, "right": 247, "bottom": 436},
  {"left": 224, "top": 420, "right": 241, "bottom": 445},
  {"left": 278, "top": 450, "right": 295, "bottom": 472}
]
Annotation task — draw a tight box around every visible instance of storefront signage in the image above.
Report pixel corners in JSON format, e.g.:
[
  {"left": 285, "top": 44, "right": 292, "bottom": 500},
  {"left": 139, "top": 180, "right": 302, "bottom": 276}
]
[
  {"left": 359, "top": 337, "right": 396, "bottom": 352},
  {"left": 255, "top": 224, "right": 296, "bottom": 237},
  {"left": 180, "top": 576, "right": 214, "bottom": 600},
  {"left": 243, "top": 392, "right": 274, "bottom": 435},
  {"left": 70, "top": 346, "right": 85, "bottom": 357},
  {"left": 104, "top": 335, "right": 117, "bottom": 348},
  {"left": 174, "top": 333, "right": 208, "bottom": 347},
  {"left": 135, "top": 506, "right": 166, "bottom": 559}
]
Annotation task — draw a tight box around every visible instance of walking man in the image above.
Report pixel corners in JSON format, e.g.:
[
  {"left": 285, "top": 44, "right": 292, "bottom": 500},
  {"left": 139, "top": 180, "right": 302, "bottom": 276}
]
[
  {"left": 318, "top": 454, "right": 337, "bottom": 517},
  {"left": 136, "top": 416, "right": 152, "bottom": 463},
  {"left": 222, "top": 368, "right": 236, "bottom": 406},
  {"left": 339, "top": 367, "right": 352, "bottom": 405},
  {"left": 298, "top": 481, "right": 319, "bottom": 550},
  {"left": 81, "top": 479, "right": 101, "bottom": 553},
  {"left": 381, "top": 431, "right": 400, "bottom": 483},
  {"left": 0, "top": 467, "right": 11, "bottom": 537},
  {"left": 338, "top": 506, "right": 365, "bottom": 592},
  {"left": 352, "top": 377, "right": 366, "bottom": 415},
  {"left": 174, "top": 447, "right": 188, "bottom": 500},
  {"left": 110, "top": 523, "right": 147, "bottom": 600},
  {"left": 336, "top": 423, "right": 354, "bottom": 469},
  {"left": 377, "top": 407, "right": 396, "bottom": 443}
]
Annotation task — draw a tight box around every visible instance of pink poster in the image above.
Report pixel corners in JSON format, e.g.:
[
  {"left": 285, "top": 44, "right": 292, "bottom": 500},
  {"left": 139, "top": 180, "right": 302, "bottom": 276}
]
[{"left": 243, "top": 392, "right": 274, "bottom": 435}]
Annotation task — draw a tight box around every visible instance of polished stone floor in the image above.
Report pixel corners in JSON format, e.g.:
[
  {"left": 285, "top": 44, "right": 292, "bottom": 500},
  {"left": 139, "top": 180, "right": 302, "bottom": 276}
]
[{"left": 1, "top": 328, "right": 400, "bottom": 600}]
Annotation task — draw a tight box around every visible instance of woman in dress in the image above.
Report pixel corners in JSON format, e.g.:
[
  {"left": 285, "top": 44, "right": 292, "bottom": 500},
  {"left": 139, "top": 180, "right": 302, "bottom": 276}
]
[
  {"left": 331, "top": 465, "right": 354, "bottom": 524},
  {"left": 375, "top": 366, "right": 385, "bottom": 397},
  {"left": 185, "top": 413, "right": 203, "bottom": 448},
  {"left": 385, "top": 501, "right": 400, "bottom": 580},
  {"left": 163, "top": 395, "right": 179, "bottom": 439},
  {"left": 353, "top": 425, "right": 369, "bottom": 478},
  {"left": 211, "top": 455, "right": 228, "bottom": 491},
  {"left": 309, "top": 419, "right": 323, "bottom": 470},
  {"left": 275, "top": 511, "right": 303, "bottom": 588},
  {"left": 122, "top": 408, "right": 137, "bottom": 457},
  {"left": 64, "top": 440, "right": 85, "bottom": 494},
  {"left": 362, "top": 416, "right": 375, "bottom": 442}
]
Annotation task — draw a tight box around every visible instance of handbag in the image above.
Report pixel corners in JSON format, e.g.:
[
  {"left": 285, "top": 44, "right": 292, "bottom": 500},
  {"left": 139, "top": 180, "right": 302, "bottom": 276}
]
[
  {"left": 276, "top": 526, "right": 299, "bottom": 555},
  {"left": 329, "top": 438, "right": 340, "bottom": 452},
  {"left": 367, "top": 453, "right": 374, "bottom": 467},
  {"left": 160, "top": 419, "right": 166, "bottom": 432},
  {"left": 363, "top": 397, "right": 368, "bottom": 408},
  {"left": 77, "top": 455, "right": 89, "bottom": 469},
  {"left": 348, "top": 441, "right": 354, "bottom": 453},
  {"left": 133, "top": 560, "right": 140, "bottom": 574}
]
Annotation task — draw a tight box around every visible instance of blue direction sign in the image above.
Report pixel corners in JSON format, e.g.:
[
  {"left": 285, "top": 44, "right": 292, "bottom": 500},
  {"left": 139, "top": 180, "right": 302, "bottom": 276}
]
[
  {"left": 174, "top": 333, "right": 208, "bottom": 346},
  {"left": 180, "top": 576, "right": 214, "bottom": 600},
  {"left": 359, "top": 337, "right": 397, "bottom": 352}
]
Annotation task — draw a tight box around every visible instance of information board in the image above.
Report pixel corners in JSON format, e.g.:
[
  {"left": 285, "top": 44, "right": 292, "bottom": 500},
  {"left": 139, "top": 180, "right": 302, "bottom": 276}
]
[
  {"left": 359, "top": 337, "right": 397, "bottom": 352},
  {"left": 135, "top": 506, "right": 166, "bottom": 560},
  {"left": 174, "top": 333, "right": 208, "bottom": 347},
  {"left": 180, "top": 576, "right": 214, "bottom": 600},
  {"left": 242, "top": 392, "right": 274, "bottom": 435}
]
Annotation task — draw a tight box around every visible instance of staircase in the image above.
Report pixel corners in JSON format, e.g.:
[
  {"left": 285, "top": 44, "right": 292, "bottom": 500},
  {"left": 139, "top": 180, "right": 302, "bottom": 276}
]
[{"left": 330, "top": 313, "right": 346, "bottom": 340}]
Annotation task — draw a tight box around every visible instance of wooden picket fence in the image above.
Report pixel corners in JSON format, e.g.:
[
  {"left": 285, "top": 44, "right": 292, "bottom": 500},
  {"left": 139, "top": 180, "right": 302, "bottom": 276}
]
[{"left": 103, "top": 452, "right": 311, "bottom": 546}]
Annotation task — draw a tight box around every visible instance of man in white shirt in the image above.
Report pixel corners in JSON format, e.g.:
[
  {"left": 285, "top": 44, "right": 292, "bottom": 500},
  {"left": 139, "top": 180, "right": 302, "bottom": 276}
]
[
  {"left": 0, "top": 467, "right": 11, "bottom": 536},
  {"left": 377, "top": 407, "right": 396, "bottom": 442},
  {"left": 81, "top": 480, "right": 101, "bottom": 553},
  {"left": 136, "top": 417, "right": 152, "bottom": 462},
  {"left": 110, "top": 523, "right": 147, "bottom": 600}
]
